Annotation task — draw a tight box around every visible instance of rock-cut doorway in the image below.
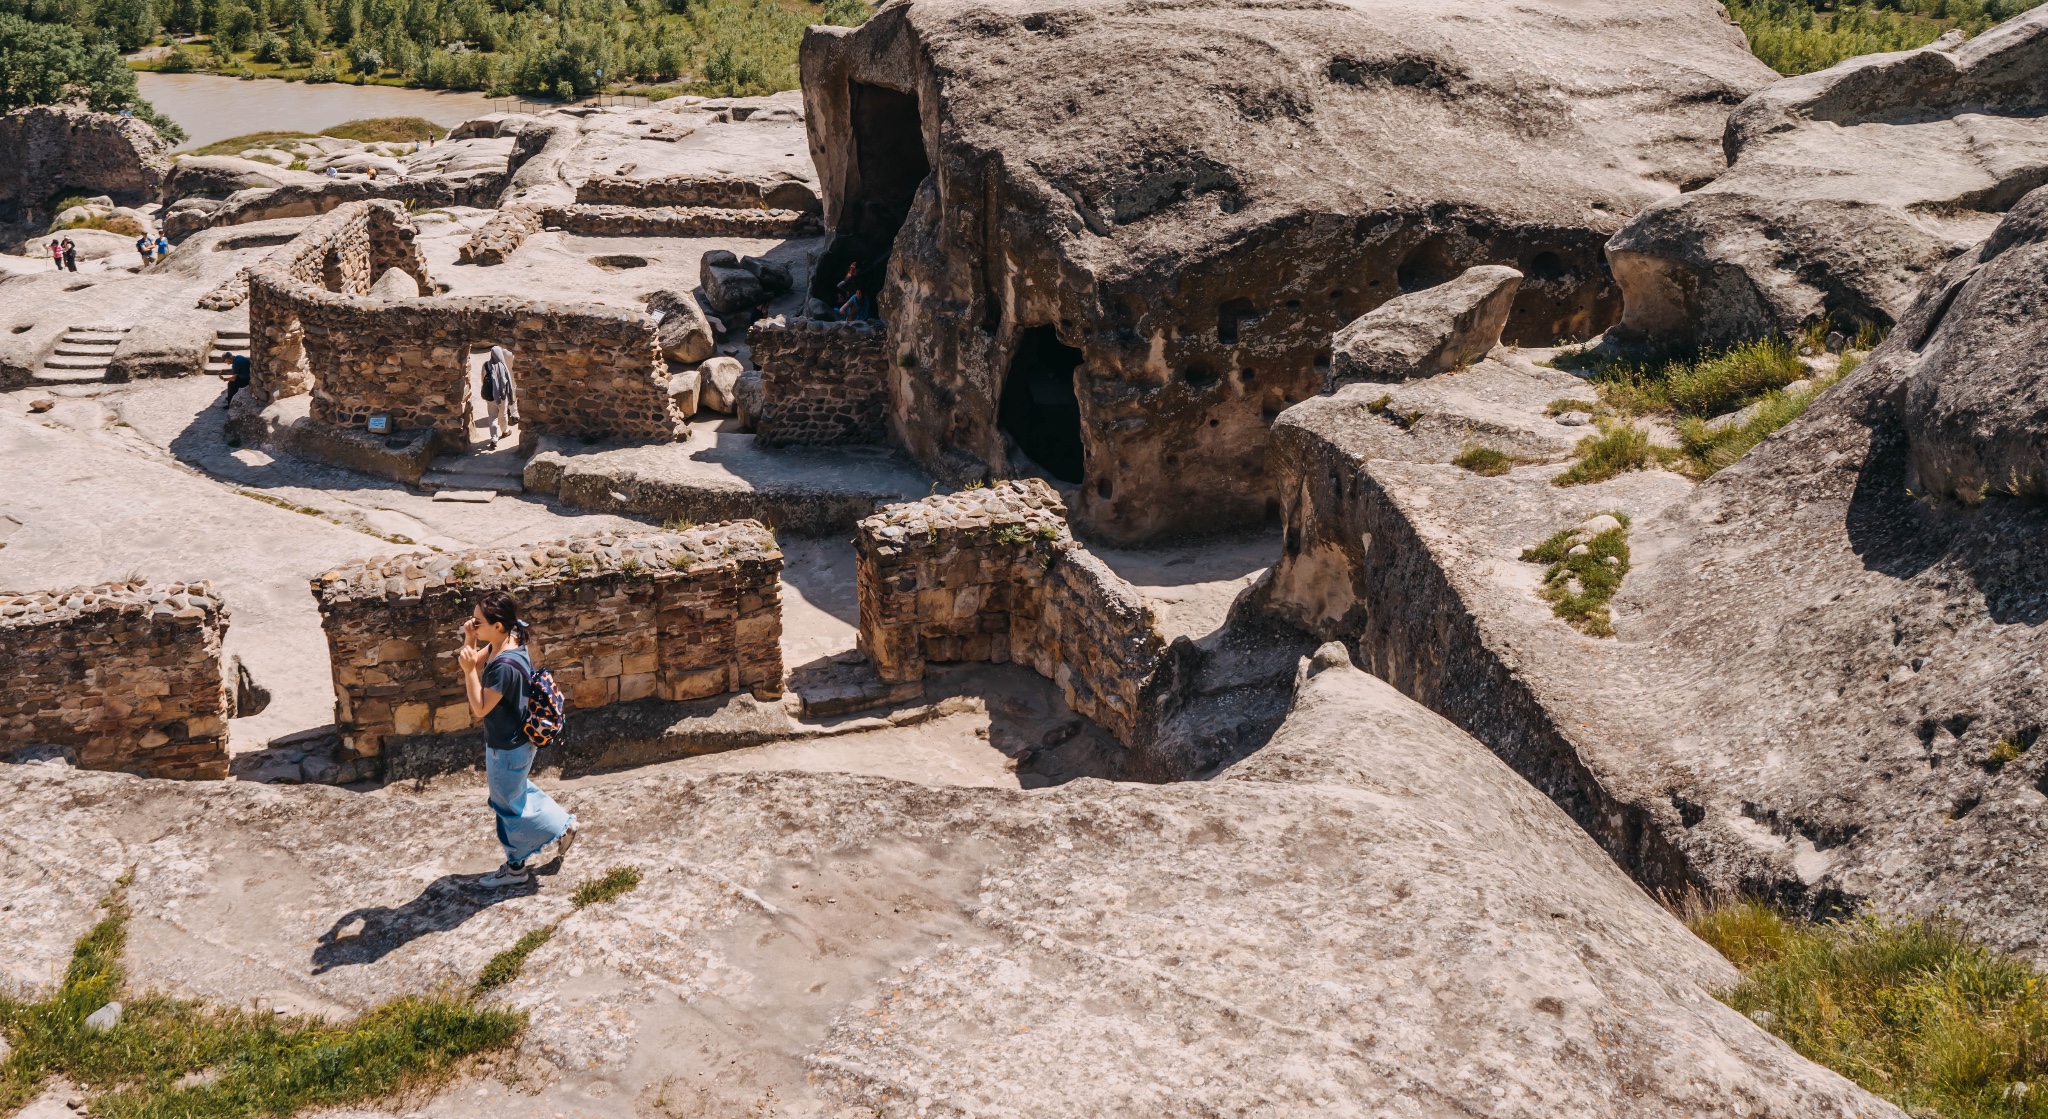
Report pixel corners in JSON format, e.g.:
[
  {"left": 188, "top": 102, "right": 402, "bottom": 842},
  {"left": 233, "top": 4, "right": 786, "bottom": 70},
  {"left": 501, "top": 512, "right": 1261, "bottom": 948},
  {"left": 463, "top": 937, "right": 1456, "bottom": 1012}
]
[{"left": 998, "top": 325, "right": 1085, "bottom": 485}]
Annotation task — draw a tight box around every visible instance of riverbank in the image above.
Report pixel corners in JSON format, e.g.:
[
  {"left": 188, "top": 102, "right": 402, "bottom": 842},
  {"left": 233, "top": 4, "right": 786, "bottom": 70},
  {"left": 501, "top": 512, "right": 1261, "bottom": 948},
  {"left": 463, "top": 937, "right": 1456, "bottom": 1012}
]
[{"left": 135, "top": 73, "right": 497, "bottom": 149}]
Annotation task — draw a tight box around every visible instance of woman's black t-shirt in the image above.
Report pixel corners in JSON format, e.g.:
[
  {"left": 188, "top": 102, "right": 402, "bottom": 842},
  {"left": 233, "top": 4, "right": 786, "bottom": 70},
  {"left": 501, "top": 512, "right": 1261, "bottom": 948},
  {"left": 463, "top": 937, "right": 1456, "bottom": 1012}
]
[{"left": 482, "top": 646, "right": 531, "bottom": 750}]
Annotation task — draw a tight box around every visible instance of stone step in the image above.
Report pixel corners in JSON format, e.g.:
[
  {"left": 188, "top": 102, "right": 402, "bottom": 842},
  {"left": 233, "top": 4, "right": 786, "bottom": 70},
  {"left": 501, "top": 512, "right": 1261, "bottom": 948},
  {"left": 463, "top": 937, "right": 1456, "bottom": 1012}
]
[
  {"left": 34, "top": 366, "right": 108, "bottom": 384},
  {"left": 431, "top": 489, "right": 499, "bottom": 503},
  {"left": 54, "top": 343, "right": 119, "bottom": 357},
  {"left": 63, "top": 329, "right": 128, "bottom": 341},
  {"left": 429, "top": 450, "right": 526, "bottom": 477},
  {"left": 43, "top": 355, "right": 113, "bottom": 370},
  {"left": 419, "top": 470, "right": 523, "bottom": 494}
]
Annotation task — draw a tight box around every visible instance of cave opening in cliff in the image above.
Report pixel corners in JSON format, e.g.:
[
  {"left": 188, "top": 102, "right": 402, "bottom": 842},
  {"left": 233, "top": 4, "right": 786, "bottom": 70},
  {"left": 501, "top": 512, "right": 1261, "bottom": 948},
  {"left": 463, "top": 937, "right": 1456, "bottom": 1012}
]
[
  {"left": 999, "top": 326, "right": 1086, "bottom": 485},
  {"left": 815, "top": 81, "right": 931, "bottom": 309}
]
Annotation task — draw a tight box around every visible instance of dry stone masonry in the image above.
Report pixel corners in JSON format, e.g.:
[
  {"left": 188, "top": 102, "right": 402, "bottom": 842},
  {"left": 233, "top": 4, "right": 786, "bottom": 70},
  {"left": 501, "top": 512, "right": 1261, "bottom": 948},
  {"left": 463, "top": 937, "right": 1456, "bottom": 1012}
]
[
  {"left": 749, "top": 316, "right": 892, "bottom": 446},
  {"left": 576, "top": 171, "right": 822, "bottom": 212},
  {"left": 0, "top": 581, "right": 231, "bottom": 780},
  {"left": 856, "top": 480, "right": 1165, "bottom": 744},
  {"left": 456, "top": 202, "right": 819, "bottom": 265},
  {"left": 314, "top": 523, "right": 783, "bottom": 761},
  {"left": 250, "top": 200, "right": 682, "bottom": 443}
]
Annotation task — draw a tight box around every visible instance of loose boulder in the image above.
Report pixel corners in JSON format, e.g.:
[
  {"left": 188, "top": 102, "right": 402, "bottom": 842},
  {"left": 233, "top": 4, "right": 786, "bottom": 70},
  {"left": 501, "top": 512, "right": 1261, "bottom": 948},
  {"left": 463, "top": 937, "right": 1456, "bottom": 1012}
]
[
  {"left": 646, "top": 289, "right": 716, "bottom": 365},
  {"left": 368, "top": 267, "right": 420, "bottom": 301},
  {"left": 1330, "top": 265, "right": 1522, "bottom": 385},
  {"left": 700, "top": 250, "right": 764, "bottom": 314},
  {"left": 1605, "top": 7, "right": 2048, "bottom": 348},
  {"left": 698, "top": 355, "right": 745, "bottom": 413}
]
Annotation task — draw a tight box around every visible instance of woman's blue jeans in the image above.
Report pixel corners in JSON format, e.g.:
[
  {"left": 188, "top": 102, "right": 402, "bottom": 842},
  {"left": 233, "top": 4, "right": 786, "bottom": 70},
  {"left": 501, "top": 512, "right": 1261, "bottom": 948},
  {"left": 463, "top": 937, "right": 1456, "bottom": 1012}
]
[{"left": 486, "top": 743, "right": 573, "bottom": 867}]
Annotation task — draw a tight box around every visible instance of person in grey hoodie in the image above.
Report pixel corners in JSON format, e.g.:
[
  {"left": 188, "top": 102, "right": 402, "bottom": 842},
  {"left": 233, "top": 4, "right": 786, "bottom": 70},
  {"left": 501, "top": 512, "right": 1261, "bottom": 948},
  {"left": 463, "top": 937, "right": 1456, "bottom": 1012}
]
[{"left": 481, "top": 345, "right": 516, "bottom": 449}]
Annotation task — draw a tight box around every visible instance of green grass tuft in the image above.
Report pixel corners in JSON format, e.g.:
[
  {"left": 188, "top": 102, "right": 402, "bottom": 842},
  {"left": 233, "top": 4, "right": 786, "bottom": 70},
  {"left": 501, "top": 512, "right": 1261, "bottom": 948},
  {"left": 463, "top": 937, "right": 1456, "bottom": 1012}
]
[
  {"left": 1553, "top": 421, "right": 1658, "bottom": 487},
  {"left": 0, "top": 889, "right": 523, "bottom": 1117},
  {"left": 1689, "top": 898, "right": 2048, "bottom": 1118},
  {"left": 1452, "top": 445, "right": 1522, "bottom": 477},
  {"left": 474, "top": 927, "right": 554, "bottom": 994},
  {"left": 571, "top": 866, "right": 643, "bottom": 909},
  {"left": 320, "top": 117, "right": 448, "bottom": 143},
  {"left": 1519, "top": 516, "right": 1630, "bottom": 635},
  {"left": 1664, "top": 338, "right": 1805, "bottom": 417}
]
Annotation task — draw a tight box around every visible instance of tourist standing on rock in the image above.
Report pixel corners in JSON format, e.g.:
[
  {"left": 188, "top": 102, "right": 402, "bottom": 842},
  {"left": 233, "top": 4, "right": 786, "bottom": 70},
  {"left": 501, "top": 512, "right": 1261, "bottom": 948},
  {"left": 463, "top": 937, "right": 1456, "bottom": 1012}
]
[
  {"left": 155, "top": 234, "right": 169, "bottom": 262},
  {"left": 481, "top": 345, "right": 516, "bottom": 449},
  {"left": 61, "top": 238, "right": 78, "bottom": 272},
  {"left": 136, "top": 233, "right": 155, "bottom": 266},
  {"left": 459, "top": 590, "right": 577, "bottom": 889},
  {"left": 48, "top": 240, "right": 63, "bottom": 270}
]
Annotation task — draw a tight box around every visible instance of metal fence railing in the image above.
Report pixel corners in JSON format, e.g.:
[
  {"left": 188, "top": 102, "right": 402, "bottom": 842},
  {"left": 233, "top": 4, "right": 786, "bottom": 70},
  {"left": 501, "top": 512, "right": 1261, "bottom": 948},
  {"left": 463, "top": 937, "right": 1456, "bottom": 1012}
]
[{"left": 487, "top": 92, "right": 656, "bottom": 114}]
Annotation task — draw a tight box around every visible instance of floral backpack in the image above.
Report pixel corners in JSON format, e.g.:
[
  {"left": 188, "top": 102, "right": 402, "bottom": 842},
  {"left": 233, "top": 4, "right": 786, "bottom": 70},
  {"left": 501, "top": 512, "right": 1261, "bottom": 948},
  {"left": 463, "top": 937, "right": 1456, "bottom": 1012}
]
[{"left": 491, "top": 652, "right": 567, "bottom": 749}]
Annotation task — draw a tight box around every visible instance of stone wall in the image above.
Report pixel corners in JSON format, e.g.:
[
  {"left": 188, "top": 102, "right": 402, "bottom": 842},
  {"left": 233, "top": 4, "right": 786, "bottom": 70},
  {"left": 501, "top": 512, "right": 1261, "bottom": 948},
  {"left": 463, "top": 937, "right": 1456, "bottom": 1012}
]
[
  {"left": 0, "top": 106, "right": 170, "bottom": 233},
  {"left": 855, "top": 480, "right": 1165, "bottom": 744},
  {"left": 314, "top": 523, "right": 783, "bottom": 760},
  {"left": 577, "top": 173, "right": 822, "bottom": 213},
  {"left": 750, "top": 316, "right": 892, "bottom": 447},
  {"left": 457, "top": 203, "right": 821, "bottom": 265},
  {"left": 252, "top": 200, "right": 681, "bottom": 442},
  {"left": 165, "top": 173, "right": 509, "bottom": 240},
  {"left": 0, "top": 580, "right": 231, "bottom": 779}
]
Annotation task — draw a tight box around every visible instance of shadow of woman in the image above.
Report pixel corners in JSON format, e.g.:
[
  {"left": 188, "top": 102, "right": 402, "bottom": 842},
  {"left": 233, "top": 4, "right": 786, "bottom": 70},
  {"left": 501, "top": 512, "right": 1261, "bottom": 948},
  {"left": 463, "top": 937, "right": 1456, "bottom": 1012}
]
[{"left": 310, "top": 855, "right": 562, "bottom": 974}]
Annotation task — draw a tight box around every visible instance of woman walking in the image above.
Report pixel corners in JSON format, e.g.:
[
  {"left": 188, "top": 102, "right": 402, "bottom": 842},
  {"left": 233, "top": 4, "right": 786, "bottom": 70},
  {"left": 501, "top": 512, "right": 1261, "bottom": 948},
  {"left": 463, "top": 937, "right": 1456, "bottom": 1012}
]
[
  {"left": 458, "top": 590, "right": 576, "bottom": 887},
  {"left": 480, "top": 345, "right": 516, "bottom": 449}
]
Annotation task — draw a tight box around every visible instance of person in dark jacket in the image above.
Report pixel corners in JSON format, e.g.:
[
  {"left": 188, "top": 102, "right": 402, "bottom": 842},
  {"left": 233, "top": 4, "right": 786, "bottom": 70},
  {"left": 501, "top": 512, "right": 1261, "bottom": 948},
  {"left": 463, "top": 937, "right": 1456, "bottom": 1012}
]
[
  {"left": 61, "top": 239, "right": 77, "bottom": 272},
  {"left": 222, "top": 354, "right": 251, "bottom": 409}
]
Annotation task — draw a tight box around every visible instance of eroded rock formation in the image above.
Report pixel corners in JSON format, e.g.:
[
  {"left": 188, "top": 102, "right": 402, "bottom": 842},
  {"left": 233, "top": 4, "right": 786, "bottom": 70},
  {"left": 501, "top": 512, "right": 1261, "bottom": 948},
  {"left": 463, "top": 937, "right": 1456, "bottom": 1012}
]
[
  {"left": 0, "top": 106, "right": 170, "bottom": 240},
  {"left": 801, "top": 0, "right": 1774, "bottom": 541},
  {"left": 1607, "top": 7, "right": 2048, "bottom": 348}
]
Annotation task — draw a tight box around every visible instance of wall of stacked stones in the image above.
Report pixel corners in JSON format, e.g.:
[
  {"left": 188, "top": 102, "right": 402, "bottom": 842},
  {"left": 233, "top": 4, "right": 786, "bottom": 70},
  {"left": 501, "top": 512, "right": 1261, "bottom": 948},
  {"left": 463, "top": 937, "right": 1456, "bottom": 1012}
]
[
  {"left": 458, "top": 203, "right": 819, "bottom": 265},
  {"left": 855, "top": 480, "right": 1165, "bottom": 744},
  {"left": 751, "top": 317, "right": 892, "bottom": 447},
  {"left": 0, "top": 581, "right": 230, "bottom": 779},
  {"left": 314, "top": 523, "right": 783, "bottom": 760},
  {"left": 253, "top": 200, "right": 680, "bottom": 441},
  {"left": 576, "top": 172, "right": 821, "bottom": 213}
]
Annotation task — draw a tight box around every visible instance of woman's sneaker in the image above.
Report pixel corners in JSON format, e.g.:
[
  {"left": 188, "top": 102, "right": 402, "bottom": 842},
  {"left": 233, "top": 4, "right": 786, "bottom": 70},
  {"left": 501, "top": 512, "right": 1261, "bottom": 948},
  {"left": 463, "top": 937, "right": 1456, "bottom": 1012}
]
[{"left": 478, "top": 861, "right": 530, "bottom": 888}]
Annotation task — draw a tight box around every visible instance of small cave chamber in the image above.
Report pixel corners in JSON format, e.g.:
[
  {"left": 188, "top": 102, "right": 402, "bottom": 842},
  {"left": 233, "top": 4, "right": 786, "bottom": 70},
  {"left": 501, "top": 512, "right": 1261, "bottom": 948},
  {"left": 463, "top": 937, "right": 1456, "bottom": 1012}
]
[
  {"left": 999, "top": 325, "right": 1086, "bottom": 485},
  {"left": 814, "top": 81, "right": 931, "bottom": 308}
]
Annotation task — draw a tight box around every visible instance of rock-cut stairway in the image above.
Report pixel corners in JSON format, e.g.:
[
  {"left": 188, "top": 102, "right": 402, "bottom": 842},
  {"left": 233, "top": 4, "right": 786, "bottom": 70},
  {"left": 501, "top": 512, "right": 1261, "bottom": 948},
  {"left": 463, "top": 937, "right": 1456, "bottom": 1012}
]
[
  {"left": 204, "top": 327, "right": 250, "bottom": 375},
  {"left": 36, "top": 326, "right": 129, "bottom": 385}
]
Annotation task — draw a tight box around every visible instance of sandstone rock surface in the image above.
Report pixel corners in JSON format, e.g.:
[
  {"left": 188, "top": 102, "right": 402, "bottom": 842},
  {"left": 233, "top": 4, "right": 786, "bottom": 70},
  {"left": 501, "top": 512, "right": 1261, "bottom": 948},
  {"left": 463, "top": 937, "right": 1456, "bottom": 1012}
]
[
  {"left": 1260, "top": 188, "right": 2048, "bottom": 961},
  {"left": 804, "top": 0, "right": 1775, "bottom": 541},
  {"left": 0, "top": 106, "right": 170, "bottom": 240},
  {"left": 1330, "top": 265, "right": 1522, "bottom": 385},
  {"left": 646, "top": 287, "right": 715, "bottom": 365},
  {"left": 1607, "top": 7, "right": 2048, "bottom": 347},
  {"left": 0, "top": 655, "right": 1900, "bottom": 1117},
  {"left": 698, "top": 354, "right": 744, "bottom": 413}
]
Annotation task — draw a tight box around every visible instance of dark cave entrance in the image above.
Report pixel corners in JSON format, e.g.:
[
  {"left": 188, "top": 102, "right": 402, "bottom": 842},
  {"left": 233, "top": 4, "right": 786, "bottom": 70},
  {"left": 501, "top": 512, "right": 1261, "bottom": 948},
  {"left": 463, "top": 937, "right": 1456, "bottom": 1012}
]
[
  {"left": 814, "top": 81, "right": 931, "bottom": 309},
  {"left": 999, "top": 326, "right": 1086, "bottom": 485}
]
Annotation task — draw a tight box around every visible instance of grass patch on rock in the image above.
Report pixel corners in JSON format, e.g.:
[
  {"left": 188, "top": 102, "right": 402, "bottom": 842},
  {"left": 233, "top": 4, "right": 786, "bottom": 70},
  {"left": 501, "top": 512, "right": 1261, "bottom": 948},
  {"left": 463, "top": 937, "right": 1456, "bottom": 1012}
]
[
  {"left": 1671, "top": 354, "right": 1856, "bottom": 479},
  {"left": 571, "top": 865, "right": 643, "bottom": 909},
  {"left": 1520, "top": 513, "right": 1630, "bottom": 636},
  {"left": 1690, "top": 898, "right": 2048, "bottom": 1118},
  {"left": 1452, "top": 445, "right": 1531, "bottom": 477},
  {"left": 0, "top": 889, "right": 523, "bottom": 1117},
  {"left": 182, "top": 118, "right": 447, "bottom": 158},
  {"left": 1553, "top": 421, "right": 1658, "bottom": 487},
  {"left": 474, "top": 928, "right": 554, "bottom": 994}
]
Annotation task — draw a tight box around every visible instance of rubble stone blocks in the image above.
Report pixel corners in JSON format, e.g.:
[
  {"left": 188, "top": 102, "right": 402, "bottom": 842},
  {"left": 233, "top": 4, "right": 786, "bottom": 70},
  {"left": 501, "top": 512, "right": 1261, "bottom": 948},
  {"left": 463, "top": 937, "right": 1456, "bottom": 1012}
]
[
  {"left": 576, "top": 172, "right": 823, "bottom": 213},
  {"left": 0, "top": 581, "right": 231, "bottom": 779},
  {"left": 456, "top": 203, "right": 821, "bottom": 266},
  {"left": 855, "top": 479, "right": 1164, "bottom": 744},
  {"left": 313, "top": 523, "right": 784, "bottom": 759},
  {"left": 0, "top": 106, "right": 171, "bottom": 232},
  {"left": 249, "top": 199, "right": 681, "bottom": 442},
  {"left": 750, "top": 316, "right": 891, "bottom": 447}
]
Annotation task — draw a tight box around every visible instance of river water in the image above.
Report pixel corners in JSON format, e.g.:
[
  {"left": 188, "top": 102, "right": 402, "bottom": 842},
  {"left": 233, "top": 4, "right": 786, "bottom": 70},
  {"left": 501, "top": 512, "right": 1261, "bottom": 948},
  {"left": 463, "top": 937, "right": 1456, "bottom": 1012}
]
[{"left": 136, "top": 73, "right": 501, "bottom": 149}]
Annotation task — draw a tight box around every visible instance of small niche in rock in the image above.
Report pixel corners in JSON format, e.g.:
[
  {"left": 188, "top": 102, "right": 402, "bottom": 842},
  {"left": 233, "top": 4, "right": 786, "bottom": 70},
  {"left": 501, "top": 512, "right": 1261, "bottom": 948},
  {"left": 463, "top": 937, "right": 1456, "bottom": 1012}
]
[
  {"left": 591, "top": 255, "right": 651, "bottom": 271},
  {"left": 9, "top": 324, "right": 30, "bottom": 334},
  {"left": 1526, "top": 251, "right": 1569, "bottom": 282},
  {"left": 64, "top": 283, "right": 93, "bottom": 292},
  {"left": 214, "top": 232, "right": 295, "bottom": 252}
]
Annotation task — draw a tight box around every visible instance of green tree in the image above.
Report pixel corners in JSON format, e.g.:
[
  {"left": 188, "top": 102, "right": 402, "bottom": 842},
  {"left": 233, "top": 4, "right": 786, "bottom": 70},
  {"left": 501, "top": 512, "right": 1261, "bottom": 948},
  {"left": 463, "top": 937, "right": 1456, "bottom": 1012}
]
[{"left": 0, "top": 12, "right": 184, "bottom": 140}]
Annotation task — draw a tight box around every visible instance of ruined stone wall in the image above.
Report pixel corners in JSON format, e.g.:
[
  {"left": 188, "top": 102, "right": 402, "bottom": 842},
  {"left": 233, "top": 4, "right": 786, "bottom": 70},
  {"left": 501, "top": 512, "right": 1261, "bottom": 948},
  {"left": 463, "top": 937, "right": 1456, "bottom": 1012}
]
[
  {"left": 457, "top": 203, "right": 821, "bottom": 265},
  {"left": 314, "top": 523, "right": 783, "bottom": 760},
  {"left": 855, "top": 480, "right": 1165, "bottom": 744},
  {"left": 0, "top": 106, "right": 170, "bottom": 232},
  {"left": 749, "top": 316, "right": 892, "bottom": 447},
  {"left": 254, "top": 200, "right": 680, "bottom": 441},
  {"left": 168, "top": 173, "right": 509, "bottom": 240},
  {"left": 0, "top": 581, "right": 230, "bottom": 779},
  {"left": 577, "top": 173, "right": 822, "bottom": 213}
]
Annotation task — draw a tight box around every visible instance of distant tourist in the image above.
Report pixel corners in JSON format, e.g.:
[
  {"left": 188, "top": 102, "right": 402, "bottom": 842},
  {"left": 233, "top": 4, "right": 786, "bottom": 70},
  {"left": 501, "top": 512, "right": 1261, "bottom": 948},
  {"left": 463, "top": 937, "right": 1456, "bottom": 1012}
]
[
  {"left": 458, "top": 590, "right": 577, "bottom": 889},
  {"left": 837, "top": 289, "right": 868, "bottom": 321},
  {"left": 48, "top": 240, "right": 63, "bottom": 270},
  {"left": 480, "top": 345, "right": 516, "bottom": 449},
  {"left": 323, "top": 166, "right": 338, "bottom": 178},
  {"left": 366, "top": 166, "right": 377, "bottom": 181},
  {"left": 61, "top": 238, "right": 77, "bottom": 272},
  {"left": 156, "top": 234, "right": 170, "bottom": 261},
  {"left": 136, "top": 234, "right": 155, "bottom": 265},
  {"left": 221, "top": 354, "right": 250, "bottom": 409}
]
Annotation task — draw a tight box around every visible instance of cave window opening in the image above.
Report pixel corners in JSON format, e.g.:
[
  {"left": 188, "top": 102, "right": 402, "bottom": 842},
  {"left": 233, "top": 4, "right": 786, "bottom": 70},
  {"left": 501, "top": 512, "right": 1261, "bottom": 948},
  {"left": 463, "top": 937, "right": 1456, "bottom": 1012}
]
[
  {"left": 813, "top": 80, "right": 932, "bottom": 308},
  {"left": 1218, "top": 298, "right": 1257, "bottom": 344},
  {"left": 999, "top": 325, "right": 1086, "bottom": 485}
]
